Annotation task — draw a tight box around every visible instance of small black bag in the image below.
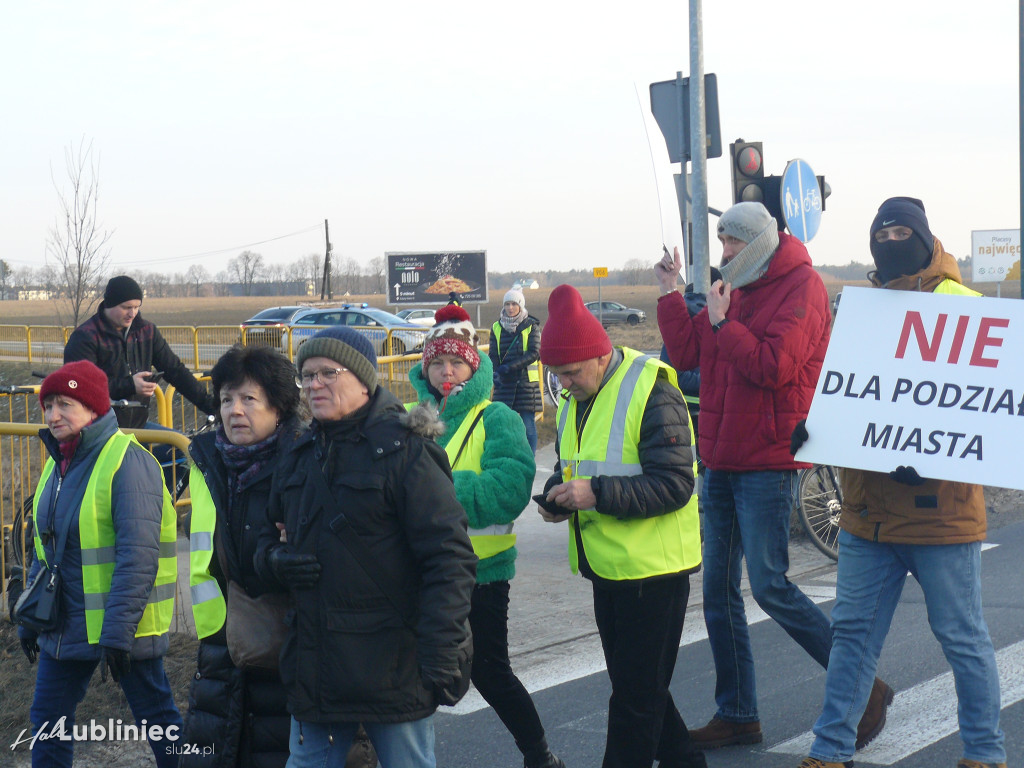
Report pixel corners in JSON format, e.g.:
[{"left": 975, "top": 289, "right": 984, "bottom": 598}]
[
  {"left": 13, "top": 565, "right": 63, "bottom": 633},
  {"left": 14, "top": 485, "right": 75, "bottom": 635}
]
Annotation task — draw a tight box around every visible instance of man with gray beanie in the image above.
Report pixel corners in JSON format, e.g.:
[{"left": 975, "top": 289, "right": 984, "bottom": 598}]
[
  {"left": 255, "top": 325, "right": 476, "bottom": 767},
  {"left": 654, "top": 202, "right": 890, "bottom": 752}
]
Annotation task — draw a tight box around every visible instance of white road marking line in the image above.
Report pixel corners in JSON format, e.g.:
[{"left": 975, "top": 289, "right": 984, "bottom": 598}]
[
  {"left": 449, "top": 587, "right": 837, "bottom": 714},
  {"left": 768, "top": 639, "right": 1024, "bottom": 765}
]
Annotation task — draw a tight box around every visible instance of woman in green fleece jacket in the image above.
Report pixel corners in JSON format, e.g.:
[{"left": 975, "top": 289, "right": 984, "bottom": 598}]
[{"left": 407, "top": 303, "right": 566, "bottom": 768}]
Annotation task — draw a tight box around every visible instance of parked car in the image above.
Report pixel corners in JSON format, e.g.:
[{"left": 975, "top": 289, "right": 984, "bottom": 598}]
[
  {"left": 289, "top": 305, "right": 427, "bottom": 356},
  {"left": 240, "top": 305, "right": 311, "bottom": 347},
  {"left": 394, "top": 307, "right": 438, "bottom": 327},
  {"left": 584, "top": 301, "right": 647, "bottom": 326}
]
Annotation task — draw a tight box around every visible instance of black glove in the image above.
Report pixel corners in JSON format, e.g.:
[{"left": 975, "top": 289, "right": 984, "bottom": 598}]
[
  {"left": 268, "top": 547, "right": 321, "bottom": 588},
  {"left": 889, "top": 466, "right": 926, "bottom": 486},
  {"left": 495, "top": 364, "right": 513, "bottom": 381},
  {"left": 790, "top": 419, "right": 809, "bottom": 455},
  {"left": 100, "top": 645, "right": 131, "bottom": 682},
  {"left": 20, "top": 632, "right": 39, "bottom": 664},
  {"left": 420, "top": 662, "right": 463, "bottom": 706}
]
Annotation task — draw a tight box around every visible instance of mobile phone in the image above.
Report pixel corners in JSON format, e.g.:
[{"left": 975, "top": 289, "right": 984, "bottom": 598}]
[
  {"left": 147, "top": 371, "right": 164, "bottom": 384},
  {"left": 532, "top": 493, "right": 564, "bottom": 515}
]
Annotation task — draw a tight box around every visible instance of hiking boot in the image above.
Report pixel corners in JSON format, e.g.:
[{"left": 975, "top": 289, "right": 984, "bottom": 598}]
[
  {"left": 957, "top": 760, "right": 1007, "bottom": 768},
  {"left": 797, "top": 759, "right": 854, "bottom": 768},
  {"left": 855, "top": 677, "right": 894, "bottom": 750},
  {"left": 688, "top": 716, "right": 762, "bottom": 749},
  {"left": 523, "top": 749, "right": 566, "bottom": 768}
]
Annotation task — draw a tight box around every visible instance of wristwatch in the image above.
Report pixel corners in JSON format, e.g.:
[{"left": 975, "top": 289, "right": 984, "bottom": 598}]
[{"left": 712, "top": 318, "right": 730, "bottom": 333}]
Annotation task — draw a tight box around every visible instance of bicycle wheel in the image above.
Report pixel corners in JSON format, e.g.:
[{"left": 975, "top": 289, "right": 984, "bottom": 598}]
[
  {"left": 796, "top": 465, "right": 842, "bottom": 561},
  {"left": 8, "top": 497, "right": 35, "bottom": 571},
  {"left": 545, "top": 369, "right": 562, "bottom": 407}
]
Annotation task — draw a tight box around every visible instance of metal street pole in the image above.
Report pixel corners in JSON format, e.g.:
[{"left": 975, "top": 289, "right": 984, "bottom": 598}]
[{"left": 689, "top": 0, "right": 711, "bottom": 294}]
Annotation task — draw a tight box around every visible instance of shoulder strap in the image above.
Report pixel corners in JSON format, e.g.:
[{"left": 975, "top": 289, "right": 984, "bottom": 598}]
[{"left": 450, "top": 408, "right": 486, "bottom": 470}]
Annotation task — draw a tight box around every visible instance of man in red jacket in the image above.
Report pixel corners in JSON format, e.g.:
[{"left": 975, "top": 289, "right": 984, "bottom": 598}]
[{"left": 655, "top": 202, "right": 889, "bottom": 751}]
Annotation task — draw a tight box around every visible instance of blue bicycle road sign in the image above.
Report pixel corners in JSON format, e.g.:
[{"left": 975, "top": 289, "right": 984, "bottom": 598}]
[{"left": 780, "top": 158, "right": 822, "bottom": 243}]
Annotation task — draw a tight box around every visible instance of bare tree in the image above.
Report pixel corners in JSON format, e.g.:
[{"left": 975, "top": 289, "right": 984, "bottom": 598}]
[
  {"left": 45, "top": 139, "right": 113, "bottom": 326},
  {"left": 185, "top": 264, "right": 210, "bottom": 297},
  {"left": 368, "top": 256, "right": 387, "bottom": 295},
  {"left": 228, "top": 251, "right": 264, "bottom": 296},
  {"left": 0, "top": 259, "right": 10, "bottom": 301},
  {"left": 620, "top": 258, "right": 652, "bottom": 287}
]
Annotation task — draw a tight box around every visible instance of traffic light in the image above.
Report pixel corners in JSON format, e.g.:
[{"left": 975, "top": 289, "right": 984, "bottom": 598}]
[{"left": 730, "top": 139, "right": 764, "bottom": 205}]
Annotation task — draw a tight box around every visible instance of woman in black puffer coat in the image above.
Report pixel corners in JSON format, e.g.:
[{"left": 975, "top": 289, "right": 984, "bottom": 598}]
[
  {"left": 181, "top": 345, "right": 377, "bottom": 768},
  {"left": 488, "top": 288, "right": 543, "bottom": 453}
]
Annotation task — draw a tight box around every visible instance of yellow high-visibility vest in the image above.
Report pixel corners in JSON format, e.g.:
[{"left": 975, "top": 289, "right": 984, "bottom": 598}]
[
  {"left": 34, "top": 431, "right": 177, "bottom": 643},
  {"left": 492, "top": 322, "right": 540, "bottom": 383},
  {"left": 934, "top": 279, "right": 981, "bottom": 297},
  {"left": 556, "top": 348, "right": 701, "bottom": 580},
  {"left": 187, "top": 466, "right": 227, "bottom": 639},
  {"left": 405, "top": 399, "right": 516, "bottom": 559}
]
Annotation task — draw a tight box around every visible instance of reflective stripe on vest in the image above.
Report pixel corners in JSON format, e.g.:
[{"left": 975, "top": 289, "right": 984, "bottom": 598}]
[
  {"left": 35, "top": 431, "right": 178, "bottom": 643},
  {"left": 188, "top": 466, "right": 227, "bottom": 639},
  {"left": 405, "top": 398, "right": 515, "bottom": 560},
  {"left": 555, "top": 349, "right": 701, "bottom": 580},
  {"left": 934, "top": 279, "right": 982, "bottom": 297},
  {"left": 492, "top": 322, "right": 539, "bottom": 382}
]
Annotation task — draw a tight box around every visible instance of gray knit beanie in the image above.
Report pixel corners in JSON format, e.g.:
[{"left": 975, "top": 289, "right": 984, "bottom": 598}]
[
  {"left": 503, "top": 288, "right": 526, "bottom": 310},
  {"left": 717, "top": 202, "right": 777, "bottom": 245},
  {"left": 295, "top": 326, "right": 378, "bottom": 394}
]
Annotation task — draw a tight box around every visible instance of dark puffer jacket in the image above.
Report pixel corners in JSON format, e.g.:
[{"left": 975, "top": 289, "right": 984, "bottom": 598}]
[
  {"left": 657, "top": 232, "right": 830, "bottom": 472},
  {"left": 488, "top": 315, "right": 543, "bottom": 413},
  {"left": 180, "top": 418, "right": 303, "bottom": 768},
  {"left": 64, "top": 305, "right": 217, "bottom": 429},
  {"left": 255, "top": 387, "right": 476, "bottom": 724},
  {"left": 18, "top": 410, "right": 169, "bottom": 660}
]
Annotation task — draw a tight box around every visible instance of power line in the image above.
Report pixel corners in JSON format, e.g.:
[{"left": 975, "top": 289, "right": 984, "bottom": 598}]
[{"left": 109, "top": 223, "right": 324, "bottom": 267}]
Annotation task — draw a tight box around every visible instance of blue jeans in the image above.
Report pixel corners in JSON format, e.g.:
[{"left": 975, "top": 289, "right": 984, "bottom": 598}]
[
  {"left": 287, "top": 716, "right": 435, "bottom": 768},
  {"left": 701, "top": 469, "right": 832, "bottom": 722},
  {"left": 518, "top": 410, "right": 538, "bottom": 454},
  {"left": 810, "top": 530, "right": 1005, "bottom": 764},
  {"left": 28, "top": 652, "right": 183, "bottom": 768}
]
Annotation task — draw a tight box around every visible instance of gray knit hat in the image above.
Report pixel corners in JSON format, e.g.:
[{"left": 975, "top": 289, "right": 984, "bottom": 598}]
[
  {"left": 503, "top": 288, "right": 526, "bottom": 310},
  {"left": 717, "top": 202, "right": 777, "bottom": 244},
  {"left": 295, "top": 326, "right": 378, "bottom": 394}
]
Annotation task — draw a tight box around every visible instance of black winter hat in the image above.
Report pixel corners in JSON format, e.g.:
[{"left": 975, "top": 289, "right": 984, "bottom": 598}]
[
  {"left": 869, "top": 197, "right": 933, "bottom": 252},
  {"left": 103, "top": 275, "right": 144, "bottom": 307}
]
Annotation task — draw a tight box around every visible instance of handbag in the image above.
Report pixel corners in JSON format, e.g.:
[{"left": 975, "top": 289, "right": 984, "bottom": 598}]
[
  {"left": 13, "top": 565, "right": 63, "bottom": 633},
  {"left": 224, "top": 580, "right": 290, "bottom": 671},
  {"left": 13, "top": 488, "right": 76, "bottom": 634}
]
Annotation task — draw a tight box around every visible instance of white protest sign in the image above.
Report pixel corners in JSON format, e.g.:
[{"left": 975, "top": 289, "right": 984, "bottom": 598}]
[{"left": 796, "top": 286, "right": 1024, "bottom": 489}]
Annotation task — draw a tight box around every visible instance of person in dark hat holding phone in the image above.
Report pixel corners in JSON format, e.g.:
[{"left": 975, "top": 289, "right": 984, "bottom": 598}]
[
  {"left": 538, "top": 284, "right": 705, "bottom": 768},
  {"left": 64, "top": 275, "right": 217, "bottom": 429}
]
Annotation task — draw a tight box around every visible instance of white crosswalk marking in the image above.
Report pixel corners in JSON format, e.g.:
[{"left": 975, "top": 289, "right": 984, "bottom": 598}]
[{"left": 769, "top": 639, "right": 1024, "bottom": 765}]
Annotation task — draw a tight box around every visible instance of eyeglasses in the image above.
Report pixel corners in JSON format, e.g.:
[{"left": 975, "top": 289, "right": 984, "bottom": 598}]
[{"left": 297, "top": 367, "right": 348, "bottom": 387}]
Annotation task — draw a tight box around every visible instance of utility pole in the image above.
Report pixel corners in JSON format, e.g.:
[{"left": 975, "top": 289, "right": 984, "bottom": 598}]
[
  {"left": 689, "top": 0, "right": 711, "bottom": 295},
  {"left": 320, "top": 219, "right": 333, "bottom": 301}
]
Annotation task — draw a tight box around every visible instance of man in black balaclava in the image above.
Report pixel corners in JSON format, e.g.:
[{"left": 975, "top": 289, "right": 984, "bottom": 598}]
[{"left": 868, "top": 196, "right": 935, "bottom": 284}]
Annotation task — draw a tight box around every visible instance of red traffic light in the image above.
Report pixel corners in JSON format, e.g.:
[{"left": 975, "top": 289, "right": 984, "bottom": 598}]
[{"left": 737, "top": 145, "right": 762, "bottom": 177}]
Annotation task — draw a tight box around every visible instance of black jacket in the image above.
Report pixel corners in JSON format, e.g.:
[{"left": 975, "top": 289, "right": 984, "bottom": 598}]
[
  {"left": 488, "top": 315, "right": 543, "bottom": 413},
  {"left": 64, "top": 305, "right": 217, "bottom": 429},
  {"left": 256, "top": 388, "right": 476, "bottom": 724},
  {"left": 180, "top": 418, "right": 303, "bottom": 768}
]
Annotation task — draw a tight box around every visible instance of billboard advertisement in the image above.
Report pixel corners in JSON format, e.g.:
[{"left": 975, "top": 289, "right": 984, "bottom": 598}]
[
  {"left": 386, "top": 251, "right": 488, "bottom": 305},
  {"left": 971, "top": 229, "right": 1020, "bottom": 282}
]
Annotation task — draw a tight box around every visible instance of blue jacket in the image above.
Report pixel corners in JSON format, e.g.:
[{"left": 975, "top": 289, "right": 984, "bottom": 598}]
[{"left": 19, "top": 410, "right": 170, "bottom": 660}]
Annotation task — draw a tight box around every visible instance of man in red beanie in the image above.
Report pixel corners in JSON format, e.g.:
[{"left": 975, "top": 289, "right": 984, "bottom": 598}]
[
  {"left": 654, "top": 202, "right": 889, "bottom": 753},
  {"left": 538, "top": 283, "right": 705, "bottom": 768}
]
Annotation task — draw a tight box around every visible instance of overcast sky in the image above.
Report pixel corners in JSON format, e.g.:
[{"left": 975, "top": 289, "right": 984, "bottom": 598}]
[{"left": 1, "top": 2, "right": 1019, "bottom": 284}]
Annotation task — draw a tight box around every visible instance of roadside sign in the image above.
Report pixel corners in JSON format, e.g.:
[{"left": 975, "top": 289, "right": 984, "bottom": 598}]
[
  {"left": 971, "top": 229, "right": 1020, "bottom": 283},
  {"left": 780, "top": 159, "right": 822, "bottom": 243},
  {"left": 649, "top": 73, "right": 722, "bottom": 162},
  {"left": 593, "top": 267, "right": 608, "bottom": 278},
  {"left": 386, "top": 251, "right": 488, "bottom": 305}
]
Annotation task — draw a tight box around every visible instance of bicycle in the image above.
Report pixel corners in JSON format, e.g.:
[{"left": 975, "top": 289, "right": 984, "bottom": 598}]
[{"left": 796, "top": 463, "right": 842, "bottom": 560}]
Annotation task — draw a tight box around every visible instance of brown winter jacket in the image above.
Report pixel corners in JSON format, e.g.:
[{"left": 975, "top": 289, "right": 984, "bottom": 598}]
[{"left": 840, "top": 238, "right": 987, "bottom": 545}]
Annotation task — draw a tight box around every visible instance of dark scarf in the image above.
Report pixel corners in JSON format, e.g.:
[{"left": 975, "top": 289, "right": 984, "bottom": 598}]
[{"left": 215, "top": 423, "right": 281, "bottom": 491}]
